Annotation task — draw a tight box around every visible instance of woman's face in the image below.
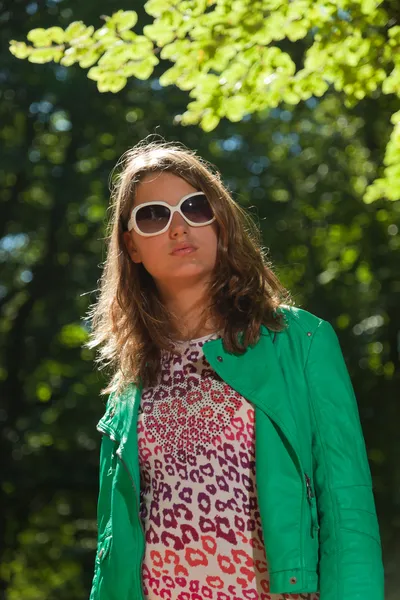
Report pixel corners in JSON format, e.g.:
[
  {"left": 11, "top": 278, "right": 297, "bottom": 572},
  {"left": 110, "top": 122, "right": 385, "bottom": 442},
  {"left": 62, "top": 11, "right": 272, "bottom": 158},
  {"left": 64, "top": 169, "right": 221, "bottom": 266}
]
[{"left": 123, "top": 171, "right": 219, "bottom": 295}]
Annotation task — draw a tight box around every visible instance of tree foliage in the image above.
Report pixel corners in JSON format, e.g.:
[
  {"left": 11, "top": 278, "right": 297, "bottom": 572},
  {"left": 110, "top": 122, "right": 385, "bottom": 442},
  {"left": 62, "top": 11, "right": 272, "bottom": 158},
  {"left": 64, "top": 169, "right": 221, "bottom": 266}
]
[
  {"left": 9, "top": 0, "right": 400, "bottom": 203},
  {"left": 2, "top": 1, "right": 400, "bottom": 598}
]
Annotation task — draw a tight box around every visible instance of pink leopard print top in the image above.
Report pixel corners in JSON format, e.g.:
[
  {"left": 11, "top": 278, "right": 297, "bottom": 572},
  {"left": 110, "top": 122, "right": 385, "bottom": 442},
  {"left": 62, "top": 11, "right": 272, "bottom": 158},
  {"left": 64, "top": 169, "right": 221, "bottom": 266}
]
[{"left": 137, "top": 332, "right": 320, "bottom": 600}]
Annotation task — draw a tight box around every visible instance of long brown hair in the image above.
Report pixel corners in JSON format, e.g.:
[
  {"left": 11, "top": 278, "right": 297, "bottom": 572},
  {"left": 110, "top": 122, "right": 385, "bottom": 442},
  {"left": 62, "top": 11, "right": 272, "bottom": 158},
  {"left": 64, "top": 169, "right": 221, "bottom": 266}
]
[{"left": 84, "top": 137, "right": 293, "bottom": 397}]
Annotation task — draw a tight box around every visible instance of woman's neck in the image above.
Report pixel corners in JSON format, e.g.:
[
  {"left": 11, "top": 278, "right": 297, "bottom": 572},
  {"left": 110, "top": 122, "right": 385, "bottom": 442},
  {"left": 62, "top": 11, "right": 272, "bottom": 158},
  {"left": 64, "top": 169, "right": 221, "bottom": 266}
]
[{"left": 157, "top": 281, "right": 219, "bottom": 342}]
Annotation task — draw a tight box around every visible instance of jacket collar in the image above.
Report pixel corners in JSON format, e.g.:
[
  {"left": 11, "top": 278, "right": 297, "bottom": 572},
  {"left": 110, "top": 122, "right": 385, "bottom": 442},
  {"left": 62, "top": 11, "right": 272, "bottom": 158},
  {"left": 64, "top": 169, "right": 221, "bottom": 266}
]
[{"left": 97, "top": 322, "right": 301, "bottom": 470}]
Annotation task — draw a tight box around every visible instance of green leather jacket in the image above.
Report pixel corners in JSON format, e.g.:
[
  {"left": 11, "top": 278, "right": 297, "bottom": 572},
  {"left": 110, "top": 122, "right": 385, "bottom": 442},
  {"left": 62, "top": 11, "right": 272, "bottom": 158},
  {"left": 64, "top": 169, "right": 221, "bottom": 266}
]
[{"left": 89, "top": 306, "right": 384, "bottom": 600}]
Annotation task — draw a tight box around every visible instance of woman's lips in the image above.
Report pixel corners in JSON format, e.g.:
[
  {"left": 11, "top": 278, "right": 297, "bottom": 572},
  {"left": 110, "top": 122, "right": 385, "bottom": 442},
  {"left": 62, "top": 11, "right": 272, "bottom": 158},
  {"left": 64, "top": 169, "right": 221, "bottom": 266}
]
[{"left": 171, "top": 247, "right": 197, "bottom": 256}]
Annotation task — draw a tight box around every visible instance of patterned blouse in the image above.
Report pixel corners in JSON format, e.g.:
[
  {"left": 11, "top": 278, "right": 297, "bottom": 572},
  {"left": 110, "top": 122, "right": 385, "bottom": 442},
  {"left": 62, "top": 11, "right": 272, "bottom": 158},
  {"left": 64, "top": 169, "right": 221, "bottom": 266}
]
[{"left": 137, "top": 331, "right": 320, "bottom": 600}]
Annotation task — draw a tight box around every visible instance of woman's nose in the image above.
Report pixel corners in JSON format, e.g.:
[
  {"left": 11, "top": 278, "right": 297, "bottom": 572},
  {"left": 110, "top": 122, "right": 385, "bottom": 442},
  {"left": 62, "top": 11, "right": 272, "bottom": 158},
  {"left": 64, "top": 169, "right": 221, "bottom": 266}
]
[{"left": 169, "top": 211, "right": 188, "bottom": 234}]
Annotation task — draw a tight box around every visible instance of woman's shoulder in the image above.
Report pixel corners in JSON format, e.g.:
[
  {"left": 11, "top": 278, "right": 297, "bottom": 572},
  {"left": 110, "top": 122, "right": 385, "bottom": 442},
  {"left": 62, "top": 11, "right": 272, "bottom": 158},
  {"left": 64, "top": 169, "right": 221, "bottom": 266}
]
[
  {"left": 267, "top": 305, "right": 331, "bottom": 367},
  {"left": 273, "top": 304, "right": 326, "bottom": 338}
]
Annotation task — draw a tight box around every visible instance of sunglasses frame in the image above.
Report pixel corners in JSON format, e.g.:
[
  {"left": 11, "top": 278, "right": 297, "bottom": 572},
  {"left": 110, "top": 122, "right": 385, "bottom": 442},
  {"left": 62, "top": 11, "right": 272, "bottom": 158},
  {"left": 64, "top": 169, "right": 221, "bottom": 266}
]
[{"left": 127, "top": 191, "right": 216, "bottom": 237}]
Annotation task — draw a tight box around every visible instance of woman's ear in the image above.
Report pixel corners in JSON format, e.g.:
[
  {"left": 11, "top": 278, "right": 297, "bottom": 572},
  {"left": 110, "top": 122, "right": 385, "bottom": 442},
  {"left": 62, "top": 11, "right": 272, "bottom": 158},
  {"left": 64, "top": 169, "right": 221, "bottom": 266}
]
[{"left": 123, "top": 231, "right": 142, "bottom": 264}]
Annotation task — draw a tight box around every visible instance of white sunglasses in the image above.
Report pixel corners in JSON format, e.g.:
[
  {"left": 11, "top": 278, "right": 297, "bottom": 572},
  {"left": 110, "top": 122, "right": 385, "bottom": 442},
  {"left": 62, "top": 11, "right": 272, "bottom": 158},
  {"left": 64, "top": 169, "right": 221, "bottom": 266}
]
[{"left": 127, "top": 191, "right": 216, "bottom": 237}]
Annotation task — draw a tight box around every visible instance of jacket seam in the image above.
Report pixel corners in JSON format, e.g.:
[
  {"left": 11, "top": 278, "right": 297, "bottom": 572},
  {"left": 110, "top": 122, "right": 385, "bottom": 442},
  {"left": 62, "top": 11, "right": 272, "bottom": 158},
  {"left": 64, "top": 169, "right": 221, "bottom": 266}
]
[
  {"left": 269, "top": 567, "right": 318, "bottom": 574},
  {"left": 304, "top": 319, "right": 340, "bottom": 598},
  {"left": 304, "top": 318, "right": 325, "bottom": 368},
  {"left": 331, "top": 483, "right": 372, "bottom": 490},
  {"left": 281, "top": 308, "right": 323, "bottom": 371},
  {"left": 340, "top": 507, "right": 378, "bottom": 517},
  {"left": 281, "top": 305, "right": 323, "bottom": 337},
  {"left": 339, "top": 527, "right": 382, "bottom": 547}
]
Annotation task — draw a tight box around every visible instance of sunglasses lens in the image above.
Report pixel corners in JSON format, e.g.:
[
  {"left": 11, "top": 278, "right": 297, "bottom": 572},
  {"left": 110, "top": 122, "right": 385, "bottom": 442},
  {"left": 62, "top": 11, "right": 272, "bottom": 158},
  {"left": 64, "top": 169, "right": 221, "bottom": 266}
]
[
  {"left": 133, "top": 193, "right": 214, "bottom": 234},
  {"left": 182, "top": 193, "right": 214, "bottom": 223},
  {"left": 135, "top": 204, "right": 170, "bottom": 234}
]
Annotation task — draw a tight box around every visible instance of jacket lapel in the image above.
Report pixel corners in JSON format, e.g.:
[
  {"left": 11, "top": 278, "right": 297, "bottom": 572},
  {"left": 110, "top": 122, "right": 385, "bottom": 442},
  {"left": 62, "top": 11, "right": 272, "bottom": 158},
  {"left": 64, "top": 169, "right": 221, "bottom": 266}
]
[{"left": 202, "top": 325, "right": 302, "bottom": 471}]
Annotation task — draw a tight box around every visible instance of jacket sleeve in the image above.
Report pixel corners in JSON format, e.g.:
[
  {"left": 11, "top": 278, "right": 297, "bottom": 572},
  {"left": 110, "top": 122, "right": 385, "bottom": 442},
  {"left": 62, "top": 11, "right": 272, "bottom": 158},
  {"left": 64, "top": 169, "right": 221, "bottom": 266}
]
[
  {"left": 305, "top": 319, "right": 384, "bottom": 600},
  {"left": 89, "top": 433, "right": 116, "bottom": 600}
]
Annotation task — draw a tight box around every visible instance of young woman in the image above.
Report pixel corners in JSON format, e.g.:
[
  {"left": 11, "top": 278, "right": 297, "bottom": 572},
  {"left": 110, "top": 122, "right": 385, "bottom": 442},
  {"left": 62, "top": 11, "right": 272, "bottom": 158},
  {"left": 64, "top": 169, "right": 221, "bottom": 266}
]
[{"left": 86, "top": 139, "right": 384, "bottom": 600}]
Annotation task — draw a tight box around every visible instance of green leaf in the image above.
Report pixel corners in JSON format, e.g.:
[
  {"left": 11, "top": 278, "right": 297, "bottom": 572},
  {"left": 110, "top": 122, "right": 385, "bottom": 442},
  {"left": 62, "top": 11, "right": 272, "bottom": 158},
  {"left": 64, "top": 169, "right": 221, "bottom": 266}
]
[
  {"left": 25, "top": 26, "right": 65, "bottom": 46},
  {"left": 284, "top": 20, "right": 309, "bottom": 42},
  {"left": 210, "top": 45, "right": 237, "bottom": 71},
  {"left": 120, "top": 56, "right": 158, "bottom": 79},
  {"left": 108, "top": 10, "right": 138, "bottom": 32},
  {"left": 97, "top": 74, "right": 127, "bottom": 93},
  {"left": 28, "top": 48, "right": 63, "bottom": 64},
  {"left": 160, "top": 39, "right": 191, "bottom": 61},
  {"left": 60, "top": 47, "right": 80, "bottom": 67},
  {"left": 144, "top": 0, "right": 172, "bottom": 18},
  {"left": 46, "top": 27, "right": 65, "bottom": 44},
  {"left": 195, "top": 73, "right": 219, "bottom": 94},
  {"left": 382, "top": 69, "right": 400, "bottom": 96},
  {"left": 93, "top": 27, "right": 117, "bottom": 46},
  {"left": 364, "top": 178, "right": 388, "bottom": 203},
  {"left": 159, "top": 64, "right": 182, "bottom": 86},
  {"left": 200, "top": 111, "right": 220, "bottom": 132},
  {"left": 143, "top": 22, "right": 176, "bottom": 46},
  {"left": 9, "top": 41, "right": 32, "bottom": 60},
  {"left": 282, "top": 87, "right": 301, "bottom": 105},
  {"left": 78, "top": 49, "right": 101, "bottom": 69},
  {"left": 98, "top": 44, "right": 130, "bottom": 68},
  {"left": 179, "top": 99, "right": 202, "bottom": 123},
  {"left": 223, "top": 94, "right": 248, "bottom": 121},
  {"left": 128, "top": 35, "right": 154, "bottom": 59},
  {"left": 27, "top": 28, "right": 53, "bottom": 47},
  {"left": 174, "top": 69, "right": 200, "bottom": 91},
  {"left": 64, "top": 21, "right": 94, "bottom": 43},
  {"left": 360, "top": 0, "right": 383, "bottom": 15},
  {"left": 87, "top": 66, "right": 105, "bottom": 82},
  {"left": 390, "top": 110, "right": 400, "bottom": 125}
]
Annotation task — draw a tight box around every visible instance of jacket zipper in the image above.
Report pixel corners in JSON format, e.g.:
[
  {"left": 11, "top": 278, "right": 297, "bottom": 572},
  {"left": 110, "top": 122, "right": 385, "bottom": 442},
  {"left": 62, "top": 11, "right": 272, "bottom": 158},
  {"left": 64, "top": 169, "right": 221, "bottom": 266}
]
[
  {"left": 97, "top": 426, "right": 146, "bottom": 600},
  {"left": 304, "top": 472, "right": 318, "bottom": 538}
]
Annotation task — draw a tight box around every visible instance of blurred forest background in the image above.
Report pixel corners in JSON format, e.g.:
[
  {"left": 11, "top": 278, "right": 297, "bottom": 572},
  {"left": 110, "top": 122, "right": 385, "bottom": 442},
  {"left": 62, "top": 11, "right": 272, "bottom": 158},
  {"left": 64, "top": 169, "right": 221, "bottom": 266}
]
[{"left": 1, "top": 0, "right": 400, "bottom": 599}]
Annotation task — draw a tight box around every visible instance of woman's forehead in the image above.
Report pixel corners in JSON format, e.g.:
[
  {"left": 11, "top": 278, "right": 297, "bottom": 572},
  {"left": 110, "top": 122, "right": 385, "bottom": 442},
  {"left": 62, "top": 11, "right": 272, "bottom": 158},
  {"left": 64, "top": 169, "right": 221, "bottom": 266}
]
[{"left": 134, "top": 172, "right": 199, "bottom": 206}]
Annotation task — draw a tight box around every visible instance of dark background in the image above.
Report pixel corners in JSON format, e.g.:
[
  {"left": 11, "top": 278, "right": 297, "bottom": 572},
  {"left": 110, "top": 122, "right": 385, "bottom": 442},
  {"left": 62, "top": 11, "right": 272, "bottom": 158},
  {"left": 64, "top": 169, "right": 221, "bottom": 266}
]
[{"left": 1, "top": 0, "right": 399, "bottom": 598}]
